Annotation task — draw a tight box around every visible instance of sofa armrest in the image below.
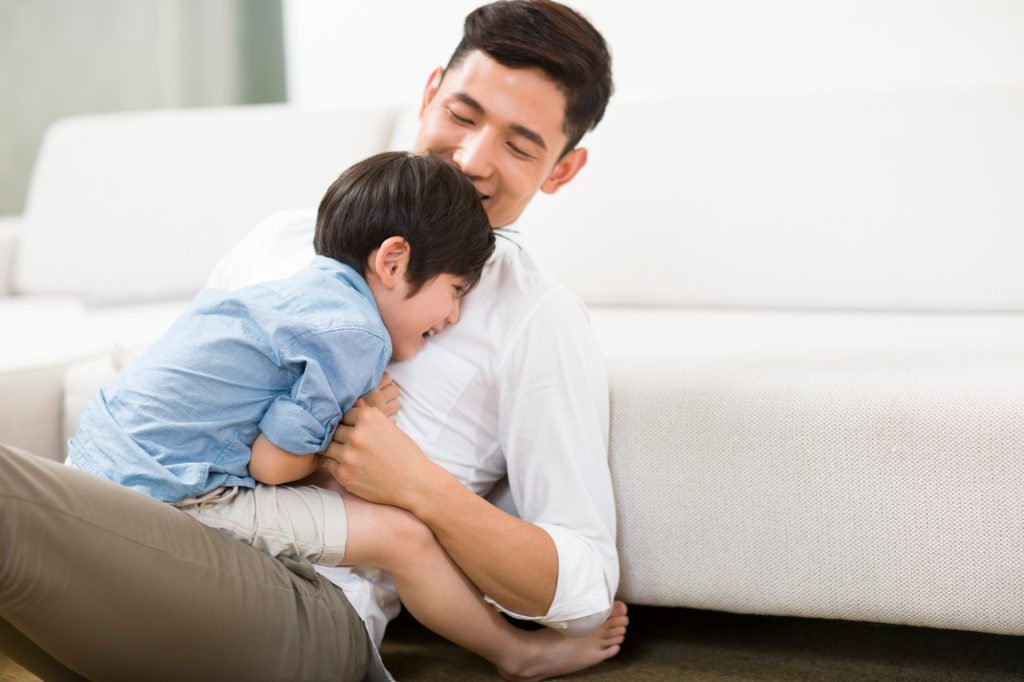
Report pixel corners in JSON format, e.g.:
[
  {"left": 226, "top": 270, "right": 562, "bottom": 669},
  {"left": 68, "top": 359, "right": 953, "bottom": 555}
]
[{"left": 0, "top": 215, "right": 23, "bottom": 295}]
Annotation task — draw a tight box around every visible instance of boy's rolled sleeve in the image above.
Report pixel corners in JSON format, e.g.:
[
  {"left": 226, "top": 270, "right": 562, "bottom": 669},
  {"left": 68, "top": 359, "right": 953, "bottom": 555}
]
[
  {"left": 260, "top": 326, "right": 389, "bottom": 456},
  {"left": 258, "top": 395, "right": 340, "bottom": 455}
]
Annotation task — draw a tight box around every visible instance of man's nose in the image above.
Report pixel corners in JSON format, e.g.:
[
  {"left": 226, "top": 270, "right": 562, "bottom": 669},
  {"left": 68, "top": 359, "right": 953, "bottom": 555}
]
[{"left": 451, "top": 131, "right": 492, "bottom": 179}]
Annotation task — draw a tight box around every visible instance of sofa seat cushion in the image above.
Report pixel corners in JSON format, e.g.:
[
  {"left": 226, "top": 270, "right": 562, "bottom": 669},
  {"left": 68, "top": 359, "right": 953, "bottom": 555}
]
[
  {"left": 592, "top": 307, "right": 1024, "bottom": 635},
  {"left": 0, "top": 298, "right": 188, "bottom": 460}
]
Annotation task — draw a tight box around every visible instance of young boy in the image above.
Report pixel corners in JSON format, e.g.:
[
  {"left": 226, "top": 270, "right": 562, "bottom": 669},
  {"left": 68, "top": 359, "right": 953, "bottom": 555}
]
[
  {"left": 68, "top": 151, "right": 492, "bottom": 505},
  {"left": 67, "top": 150, "right": 623, "bottom": 680}
]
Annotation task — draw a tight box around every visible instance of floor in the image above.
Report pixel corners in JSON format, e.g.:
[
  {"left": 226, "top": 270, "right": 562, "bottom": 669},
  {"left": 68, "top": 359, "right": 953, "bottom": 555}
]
[
  {"left": 3, "top": 606, "right": 1024, "bottom": 681},
  {"left": 378, "top": 605, "right": 1024, "bottom": 681}
]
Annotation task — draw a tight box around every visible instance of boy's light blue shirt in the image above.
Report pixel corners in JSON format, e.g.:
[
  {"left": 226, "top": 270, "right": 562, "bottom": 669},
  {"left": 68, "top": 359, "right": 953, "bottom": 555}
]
[{"left": 68, "top": 256, "right": 391, "bottom": 502}]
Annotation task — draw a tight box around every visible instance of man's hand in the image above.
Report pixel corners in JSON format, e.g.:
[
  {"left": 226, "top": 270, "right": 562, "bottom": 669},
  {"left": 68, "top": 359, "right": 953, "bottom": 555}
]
[
  {"left": 356, "top": 372, "right": 401, "bottom": 420},
  {"left": 321, "top": 405, "right": 437, "bottom": 508},
  {"left": 323, "top": 407, "right": 558, "bottom": 617}
]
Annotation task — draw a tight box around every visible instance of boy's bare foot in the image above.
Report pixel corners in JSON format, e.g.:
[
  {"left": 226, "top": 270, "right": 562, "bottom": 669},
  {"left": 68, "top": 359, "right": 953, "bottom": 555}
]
[{"left": 497, "top": 601, "right": 629, "bottom": 682}]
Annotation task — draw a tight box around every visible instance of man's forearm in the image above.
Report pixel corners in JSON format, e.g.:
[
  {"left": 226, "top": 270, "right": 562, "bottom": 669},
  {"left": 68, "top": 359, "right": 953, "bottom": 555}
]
[
  {"left": 408, "top": 464, "right": 557, "bottom": 616},
  {"left": 327, "top": 406, "right": 558, "bottom": 615}
]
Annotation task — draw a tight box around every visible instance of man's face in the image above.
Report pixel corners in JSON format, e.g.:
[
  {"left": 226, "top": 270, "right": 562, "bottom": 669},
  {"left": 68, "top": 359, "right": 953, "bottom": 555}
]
[{"left": 414, "top": 50, "right": 588, "bottom": 228}]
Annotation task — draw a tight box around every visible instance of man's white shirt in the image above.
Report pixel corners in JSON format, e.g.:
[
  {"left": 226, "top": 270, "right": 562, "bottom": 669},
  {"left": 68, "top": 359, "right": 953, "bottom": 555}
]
[{"left": 206, "top": 210, "right": 618, "bottom": 644}]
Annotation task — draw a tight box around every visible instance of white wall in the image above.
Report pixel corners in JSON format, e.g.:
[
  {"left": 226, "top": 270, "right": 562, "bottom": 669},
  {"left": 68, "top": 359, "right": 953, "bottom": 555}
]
[
  {"left": 283, "top": 0, "right": 1024, "bottom": 108},
  {"left": 0, "top": 0, "right": 285, "bottom": 215}
]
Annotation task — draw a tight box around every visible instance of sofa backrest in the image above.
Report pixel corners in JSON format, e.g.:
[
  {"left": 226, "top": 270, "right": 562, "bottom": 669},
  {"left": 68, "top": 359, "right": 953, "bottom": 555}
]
[
  {"left": 515, "top": 90, "right": 1024, "bottom": 311},
  {"left": 16, "top": 105, "right": 398, "bottom": 302}
]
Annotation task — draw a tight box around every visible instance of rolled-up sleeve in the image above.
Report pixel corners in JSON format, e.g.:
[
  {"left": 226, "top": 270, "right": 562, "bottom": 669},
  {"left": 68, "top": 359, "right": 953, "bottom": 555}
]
[
  {"left": 258, "top": 395, "right": 341, "bottom": 455},
  {"left": 492, "top": 289, "right": 618, "bottom": 635},
  {"left": 259, "top": 327, "right": 389, "bottom": 455}
]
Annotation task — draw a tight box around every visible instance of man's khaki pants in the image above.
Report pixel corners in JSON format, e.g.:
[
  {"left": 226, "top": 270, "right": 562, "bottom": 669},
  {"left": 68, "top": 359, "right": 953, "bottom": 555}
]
[{"left": 0, "top": 443, "right": 371, "bottom": 681}]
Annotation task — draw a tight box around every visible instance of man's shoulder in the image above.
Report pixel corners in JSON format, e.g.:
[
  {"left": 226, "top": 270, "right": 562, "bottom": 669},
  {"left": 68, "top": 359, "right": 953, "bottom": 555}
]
[
  {"left": 206, "top": 209, "right": 317, "bottom": 290},
  {"left": 482, "top": 235, "right": 589, "bottom": 320}
]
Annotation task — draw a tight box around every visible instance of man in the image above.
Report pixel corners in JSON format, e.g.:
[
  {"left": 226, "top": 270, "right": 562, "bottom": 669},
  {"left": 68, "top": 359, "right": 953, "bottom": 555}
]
[
  {"left": 0, "top": 2, "right": 621, "bottom": 680},
  {"left": 210, "top": 0, "right": 620, "bottom": 642}
]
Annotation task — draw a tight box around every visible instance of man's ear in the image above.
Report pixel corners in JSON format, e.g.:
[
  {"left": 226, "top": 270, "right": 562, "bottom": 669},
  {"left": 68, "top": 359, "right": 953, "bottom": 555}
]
[
  {"left": 541, "top": 147, "right": 588, "bottom": 195},
  {"left": 369, "top": 236, "right": 411, "bottom": 289},
  {"left": 419, "top": 67, "right": 445, "bottom": 120}
]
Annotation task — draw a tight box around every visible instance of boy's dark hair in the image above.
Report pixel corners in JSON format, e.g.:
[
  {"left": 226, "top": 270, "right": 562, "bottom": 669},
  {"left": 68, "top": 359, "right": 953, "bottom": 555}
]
[
  {"left": 315, "top": 152, "right": 495, "bottom": 296},
  {"left": 446, "top": 0, "right": 613, "bottom": 156}
]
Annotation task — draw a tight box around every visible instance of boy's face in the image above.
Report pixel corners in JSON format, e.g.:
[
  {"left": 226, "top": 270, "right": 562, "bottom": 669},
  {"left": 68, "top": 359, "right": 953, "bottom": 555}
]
[
  {"left": 376, "top": 272, "right": 467, "bottom": 361},
  {"left": 414, "top": 50, "right": 588, "bottom": 228}
]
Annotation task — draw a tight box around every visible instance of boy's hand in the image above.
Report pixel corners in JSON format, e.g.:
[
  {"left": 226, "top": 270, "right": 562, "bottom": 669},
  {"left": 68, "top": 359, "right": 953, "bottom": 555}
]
[{"left": 357, "top": 372, "right": 401, "bottom": 420}]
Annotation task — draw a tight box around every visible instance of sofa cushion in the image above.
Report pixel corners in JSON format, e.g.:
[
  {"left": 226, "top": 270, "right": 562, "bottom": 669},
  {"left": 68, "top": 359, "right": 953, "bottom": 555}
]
[
  {"left": 516, "top": 91, "right": 1024, "bottom": 311},
  {"left": 16, "top": 105, "right": 398, "bottom": 301},
  {"left": 0, "top": 297, "right": 107, "bottom": 459},
  {"left": 0, "top": 298, "right": 188, "bottom": 460},
  {"left": 594, "top": 307, "right": 1024, "bottom": 634}
]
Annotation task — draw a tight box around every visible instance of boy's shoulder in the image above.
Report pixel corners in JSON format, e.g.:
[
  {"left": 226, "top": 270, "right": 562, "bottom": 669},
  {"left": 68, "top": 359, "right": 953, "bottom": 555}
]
[
  {"left": 199, "top": 259, "right": 386, "bottom": 347},
  {"left": 206, "top": 209, "right": 316, "bottom": 290}
]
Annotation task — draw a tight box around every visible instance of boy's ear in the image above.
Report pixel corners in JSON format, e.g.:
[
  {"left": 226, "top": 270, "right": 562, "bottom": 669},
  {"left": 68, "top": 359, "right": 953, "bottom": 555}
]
[
  {"left": 540, "top": 147, "right": 588, "bottom": 195},
  {"left": 419, "top": 67, "right": 445, "bottom": 120},
  {"left": 369, "top": 237, "right": 411, "bottom": 289}
]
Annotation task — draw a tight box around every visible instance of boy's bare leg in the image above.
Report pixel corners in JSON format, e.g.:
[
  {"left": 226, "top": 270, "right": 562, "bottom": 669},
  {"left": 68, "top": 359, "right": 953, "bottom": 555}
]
[{"left": 337, "top": 488, "right": 628, "bottom": 681}]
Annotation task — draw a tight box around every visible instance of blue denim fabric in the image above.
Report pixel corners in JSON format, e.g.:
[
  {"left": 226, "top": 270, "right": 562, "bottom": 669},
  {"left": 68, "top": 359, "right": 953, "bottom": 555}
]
[{"left": 68, "top": 256, "right": 390, "bottom": 502}]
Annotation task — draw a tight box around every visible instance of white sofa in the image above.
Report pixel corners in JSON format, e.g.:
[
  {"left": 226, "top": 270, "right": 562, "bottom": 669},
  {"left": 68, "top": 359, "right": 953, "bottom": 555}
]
[{"left": 2, "top": 93, "right": 1023, "bottom": 638}]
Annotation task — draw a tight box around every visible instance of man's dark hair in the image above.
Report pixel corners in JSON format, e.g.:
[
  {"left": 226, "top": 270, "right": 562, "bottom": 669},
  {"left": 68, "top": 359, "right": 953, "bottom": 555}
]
[
  {"left": 447, "top": 0, "right": 613, "bottom": 156},
  {"left": 315, "top": 152, "right": 495, "bottom": 296}
]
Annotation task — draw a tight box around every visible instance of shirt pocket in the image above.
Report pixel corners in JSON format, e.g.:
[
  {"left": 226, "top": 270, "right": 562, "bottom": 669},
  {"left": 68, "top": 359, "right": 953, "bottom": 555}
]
[{"left": 390, "top": 339, "right": 478, "bottom": 444}]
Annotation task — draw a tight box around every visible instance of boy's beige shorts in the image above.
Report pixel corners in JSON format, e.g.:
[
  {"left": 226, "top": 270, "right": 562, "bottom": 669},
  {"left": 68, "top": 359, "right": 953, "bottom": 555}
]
[
  {"left": 175, "top": 483, "right": 349, "bottom": 566},
  {"left": 65, "top": 457, "right": 348, "bottom": 566}
]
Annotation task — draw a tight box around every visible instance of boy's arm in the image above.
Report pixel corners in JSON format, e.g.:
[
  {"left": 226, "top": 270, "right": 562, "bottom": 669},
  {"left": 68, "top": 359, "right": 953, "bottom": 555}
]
[
  {"left": 251, "top": 373, "right": 399, "bottom": 485},
  {"left": 249, "top": 433, "right": 322, "bottom": 485},
  {"left": 251, "top": 368, "right": 399, "bottom": 485}
]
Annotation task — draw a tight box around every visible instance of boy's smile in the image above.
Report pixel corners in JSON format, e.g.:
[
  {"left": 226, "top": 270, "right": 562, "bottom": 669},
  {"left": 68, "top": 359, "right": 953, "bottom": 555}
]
[{"left": 375, "top": 271, "right": 466, "bottom": 361}]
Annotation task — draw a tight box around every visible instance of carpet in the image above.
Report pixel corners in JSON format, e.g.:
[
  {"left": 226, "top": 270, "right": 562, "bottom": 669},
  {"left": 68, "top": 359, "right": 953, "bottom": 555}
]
[
  {"left": 379, "top": 605, "right": 1024, "bottom": 681},
  {"left": 3, "top": 605, "right": 1024, "bottom": 680}
]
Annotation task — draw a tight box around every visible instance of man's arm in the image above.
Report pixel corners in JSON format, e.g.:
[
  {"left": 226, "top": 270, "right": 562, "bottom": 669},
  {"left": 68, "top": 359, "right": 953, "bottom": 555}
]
[
  {"left": 325, "top": 291, "right": 616, "bottom": 622},
  {"left": 324, "top": 407, "right": 557, "bottom": 615},
  {"left": 252, "top": 373, "right": 401, "bottom": 486}
]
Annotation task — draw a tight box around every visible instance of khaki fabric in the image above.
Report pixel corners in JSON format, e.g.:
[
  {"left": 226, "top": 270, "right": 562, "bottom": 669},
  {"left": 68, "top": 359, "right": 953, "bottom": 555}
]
[
  {"left": 0, "top": 444, "right": 371, "bottom": 681},
  {"left": 176, "top": 483, "right": 348, "bottom": 566}
]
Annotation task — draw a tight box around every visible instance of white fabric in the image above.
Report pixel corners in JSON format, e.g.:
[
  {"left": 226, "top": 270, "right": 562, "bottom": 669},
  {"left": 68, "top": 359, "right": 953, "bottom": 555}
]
[
  {"left": 0, "top": 215, "right": 21, "bottom": 296},
  {"left": 591, "top": 307, "right": 1024, "bottom": 635},
  {"left": 515, "top": 91, "right": 1024, "bottom": 310},
  {"left": 205, "top": 215, "right": 618, "bottom": 643},
  {"left": 0, "top": 297, "right": 186, "bottom": 460},
  {"left": 16, "top": 105, "right": 397, "bottom": 301}
]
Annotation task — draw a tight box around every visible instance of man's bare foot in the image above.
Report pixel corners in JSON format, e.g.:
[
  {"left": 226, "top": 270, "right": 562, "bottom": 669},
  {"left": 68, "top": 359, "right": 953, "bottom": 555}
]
[{"left": 498, "top": 601, "right": 629, "bottom": 682}]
